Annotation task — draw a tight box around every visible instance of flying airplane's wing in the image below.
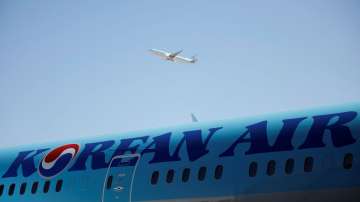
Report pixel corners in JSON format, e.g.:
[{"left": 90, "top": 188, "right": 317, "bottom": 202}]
[{"left": 169, "top": 50, "right": 183, "bottom": 58}]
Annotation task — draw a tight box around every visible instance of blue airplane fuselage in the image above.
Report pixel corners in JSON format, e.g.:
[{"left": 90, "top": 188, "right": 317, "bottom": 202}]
[{"left": 0, "top": 104, "right": 359, "bottom": 201}]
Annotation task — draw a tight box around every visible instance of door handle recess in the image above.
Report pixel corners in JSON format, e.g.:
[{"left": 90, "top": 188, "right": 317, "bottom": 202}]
[{"left": 113, "top": 186, "right": 124, "bottom": 192}]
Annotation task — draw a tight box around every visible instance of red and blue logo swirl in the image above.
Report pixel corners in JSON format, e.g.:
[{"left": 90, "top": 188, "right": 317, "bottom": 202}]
[{"left": 38, "top": 144, "right": 80, "bottom": 178}]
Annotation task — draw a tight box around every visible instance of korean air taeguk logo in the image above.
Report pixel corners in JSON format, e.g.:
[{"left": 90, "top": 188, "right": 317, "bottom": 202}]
[{"left": 38, "top": 144, "right": 80, "bottom": 178}]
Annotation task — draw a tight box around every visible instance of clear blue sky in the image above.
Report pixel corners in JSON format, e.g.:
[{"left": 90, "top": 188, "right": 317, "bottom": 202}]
[{"left": 1, "top": 1, "right": 359, "bottom": 147}]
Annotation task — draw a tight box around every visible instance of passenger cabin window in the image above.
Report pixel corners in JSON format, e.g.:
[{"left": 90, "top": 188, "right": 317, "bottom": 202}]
[
  {"left": 106, "top": 176, "right": 113, "bottom": 189},
  {"left": 166, "top": 169, "right": 175, "bottom": 183},
  {"left": 43, "top": 181, "right": 50, "bottom": 193},
  {"left": 31, "top": 182, "right": 38, "bottom": 194},
  {"left": 214, "top": 165, "right": 223, "bottom": 180},
  {"left": 285, "top": 158, "right": 295, "bottom": 175},
  {"left": 56, "top": 180, "right": 63, "bottom": 192},
  {"left": 343, "top": 153, "right": 353, "bottom": 170},
  {"left": 20, "top": 183, "right": 26, "bottom": 195},
  {"left": 198, "top": 167, "right": 207, "bottom": 181},
  {"left": 151, "top": 171, "right": 159, "bottom": 185},
  {"left": 267, "top": 160, "right": 276, "bottom": 176},
  {"left": 8, "top": 183, "right": 15, "bottom": 196},
  {"left": 0, "top": 184, "right": 4, "bottom": 197},
  {"left": 304, "top": 157, "right": 314, "bottom": 172},
  {"left": 182, "top": 168, "right": 190, "bottom": 182},
  {"left": 249, "top": 162, "right": 257, "bottom": 177}
]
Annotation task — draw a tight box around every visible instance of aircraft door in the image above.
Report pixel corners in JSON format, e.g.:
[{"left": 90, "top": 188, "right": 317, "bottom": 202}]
[{"left": 102, "top": 154, "right": 140, "bottom": 202}]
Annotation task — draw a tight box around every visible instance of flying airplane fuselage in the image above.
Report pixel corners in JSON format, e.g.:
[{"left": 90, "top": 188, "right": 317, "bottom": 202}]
[{"left": 0, "top": 104, "right": 359, "bottom": 202}]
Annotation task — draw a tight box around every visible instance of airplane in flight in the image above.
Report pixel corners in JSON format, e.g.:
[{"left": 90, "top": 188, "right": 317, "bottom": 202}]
[
  {"left": 149, "top": 49, "right": 197, "bottom": 63},
  {"left": 0, "top": 103, "right": 359, "bottom": 202}
]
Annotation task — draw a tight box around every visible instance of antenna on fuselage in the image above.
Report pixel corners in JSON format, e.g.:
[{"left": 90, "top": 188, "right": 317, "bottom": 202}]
[{"left": 191, "top": 113, "right": 198, "bottom": 122}]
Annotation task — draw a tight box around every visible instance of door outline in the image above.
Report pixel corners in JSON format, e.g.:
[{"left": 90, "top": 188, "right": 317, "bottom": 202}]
[{"left": 101, "top": 153, "right": 141, "bottom": 202}]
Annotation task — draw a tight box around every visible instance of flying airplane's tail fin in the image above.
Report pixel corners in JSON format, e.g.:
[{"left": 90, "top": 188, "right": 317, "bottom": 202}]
[{"left": 191, "top": 55, "right": 198, "bottom": 63}]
